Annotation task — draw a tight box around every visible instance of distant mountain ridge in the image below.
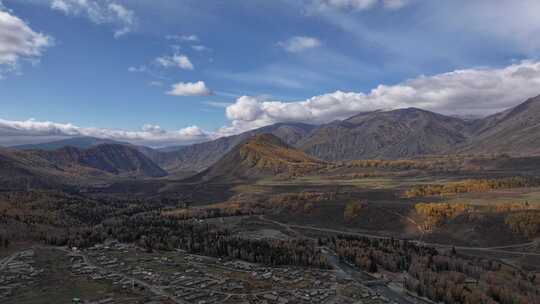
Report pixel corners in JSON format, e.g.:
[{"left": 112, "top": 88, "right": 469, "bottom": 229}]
[
  {"left": 167, "top": 95, "right": 540, "bottom": 171},
  {"left": 12, "top": 137, "right": 169, "bottom": 177},
  {"left": 13, "top": 137, "right": 129, "bottom": 151},
  {"left": 9, "top": 95, "right": 540, "bottom": 174},
  {"left": 463, "top": 95, "right": 540, "bottom": 155},
  {"left": 33, "top": 144, "right": 167, "bottom": 177},
  {"left": 0, "top": 143, "right": 168, "bottom": 190},
  {"left": 297, "top": 107, "right": 472, "bottom": 161},
  {"left": 0, "top": 148, "right": 67, "bottom": 190}
]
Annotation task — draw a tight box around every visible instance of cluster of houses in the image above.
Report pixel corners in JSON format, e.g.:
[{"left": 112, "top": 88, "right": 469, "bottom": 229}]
[
  {"left": 0, "top": 239, "right": 410, "bottom": 304},
  {"left": 0, "top": 249, "right": 42, "bottom": 301},
  {"left": 66, "top": 242, "right": 401, "bottom": 304}
]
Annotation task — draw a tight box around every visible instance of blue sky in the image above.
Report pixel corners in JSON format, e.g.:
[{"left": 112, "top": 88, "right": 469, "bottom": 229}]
[{"left": 2, "top": 0, "right": 540, "bottom": 147}]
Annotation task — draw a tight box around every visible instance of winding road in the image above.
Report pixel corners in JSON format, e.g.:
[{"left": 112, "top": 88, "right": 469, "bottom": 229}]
[{"left": 259, "top": 216, "right": 540, "bottom": 256}]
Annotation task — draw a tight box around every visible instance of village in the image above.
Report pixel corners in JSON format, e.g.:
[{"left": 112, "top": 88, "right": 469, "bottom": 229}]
[
  {"left": 70, "top": 241, "right": 385, "bottom": 304},
  {"left": 0, "top": 249, "right": 43, "bottom": 301},
  {"left": 0, "top": 240, "right": 412, "bottom": 304}
]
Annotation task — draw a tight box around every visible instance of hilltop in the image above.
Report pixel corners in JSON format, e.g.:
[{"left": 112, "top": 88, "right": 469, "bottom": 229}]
[{"left": 190, "top": 134, "right": 325, "bottom": 182}]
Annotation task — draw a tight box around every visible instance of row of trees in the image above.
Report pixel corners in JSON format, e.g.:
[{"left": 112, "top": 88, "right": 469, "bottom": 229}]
[
  {"left": 346, "top": 159, "right": 457, "bottom": 171},
  {"left": 404, "top": 176, "right": 540, "bottom": 198},
  {"left": 161, "top": 206, "right": 261, "bottom": 221},
  {"left": 341, "top": 154, "right": 504, "bottom": 172}
]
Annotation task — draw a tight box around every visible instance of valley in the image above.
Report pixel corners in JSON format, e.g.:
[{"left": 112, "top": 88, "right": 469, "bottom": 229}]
[
  {"left": 2, "top": 97, "right": 540, "bottom": 304},
  {"left": 4, "top": 1, "right": 540, "bottom": 303}
]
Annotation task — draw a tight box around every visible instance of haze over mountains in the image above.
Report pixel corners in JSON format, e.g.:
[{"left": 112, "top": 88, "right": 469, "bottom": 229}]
[{"left": 6, "top": 95, "right": 540, "bottom": 184}]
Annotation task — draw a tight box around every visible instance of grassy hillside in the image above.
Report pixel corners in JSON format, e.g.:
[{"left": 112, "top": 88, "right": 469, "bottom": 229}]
[{"left": 190, "top": 134, "right": 326, "bottom": 182}]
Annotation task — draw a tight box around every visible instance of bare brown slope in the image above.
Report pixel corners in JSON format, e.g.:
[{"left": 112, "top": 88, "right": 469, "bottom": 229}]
[
  {"left": 0, "top": 148, "right": 71, "bottom": 190},
  {"left": 298, "top": 108, "right": 471, "bottom": 161},
  {"left": 33, "top": 144, "right": 167, "bottom": 178},
  {"left": 462, "top": 95, "right": 540, "bottom": 155},
  {"left": 189, "top": 134, "right": 326, "bottom": 182}
]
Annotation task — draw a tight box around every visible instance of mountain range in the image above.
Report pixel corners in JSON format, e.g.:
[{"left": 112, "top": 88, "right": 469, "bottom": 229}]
[
  {"left": 152, "top": 94, "right": 540, "bottom": 171},
  {"left": 13, "top": 137, "right": 130, "bottom": 151},
  {"left": 0, "top": 143, "right": 167, "bottom": 190},
  {"left": 33, "top": 144, "right": 167, "bottom": 177},
  {"left": 7, "top": 94, "right": 540, "bottom": 183}
]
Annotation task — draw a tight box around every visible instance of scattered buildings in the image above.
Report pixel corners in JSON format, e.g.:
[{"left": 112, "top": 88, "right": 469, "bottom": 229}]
[
  {"left": 1, "top": 242, "right": 417, "bottom": 303},
  {"left": 0, "top": 250, "right": 42, "bottom": 301}
]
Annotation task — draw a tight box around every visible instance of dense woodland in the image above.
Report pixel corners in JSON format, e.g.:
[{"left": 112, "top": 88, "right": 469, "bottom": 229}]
[
  {"left": 0, "top": 190, "right": 329, "bottom": 268},
  {"left": 2, "top": 188, "right": 540, "bottom": 303},
  {"left": 57, "top": 214, "right": 330, "bottom": 268},
  {"left": 160, "top": 191, "right": 338, "bottom": 221},
  {"left": 323, "top": 236, "right": 540, "bottom": 304}
]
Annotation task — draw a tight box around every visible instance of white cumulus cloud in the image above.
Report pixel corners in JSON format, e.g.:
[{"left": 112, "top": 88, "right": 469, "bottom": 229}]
[
  {"left": 107, "top": 3, "right": 136, "bottom": 38},
  {"left": 167, "top": 81, "right": 212, "bottom": 96},
  {"left": 278, "top": 36, "right": 321, "bottom": 53},
  {"left": 50, "top": 0, "right": 137, "bottom": 38},
  {"left": 221, "top": 60, "right": 540, "bottom": 134},
  {"left": 0, "top": 118, "right": 210, "bottom": 147},
  {"left": 0, "top": 8, "right": 53, "bottom": 76},
  {"left": 155, "top": 54, "right": 194, "bottom": 70},
  {"left": 4, "top": 61, "right": 540, "bottom": 147}
]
